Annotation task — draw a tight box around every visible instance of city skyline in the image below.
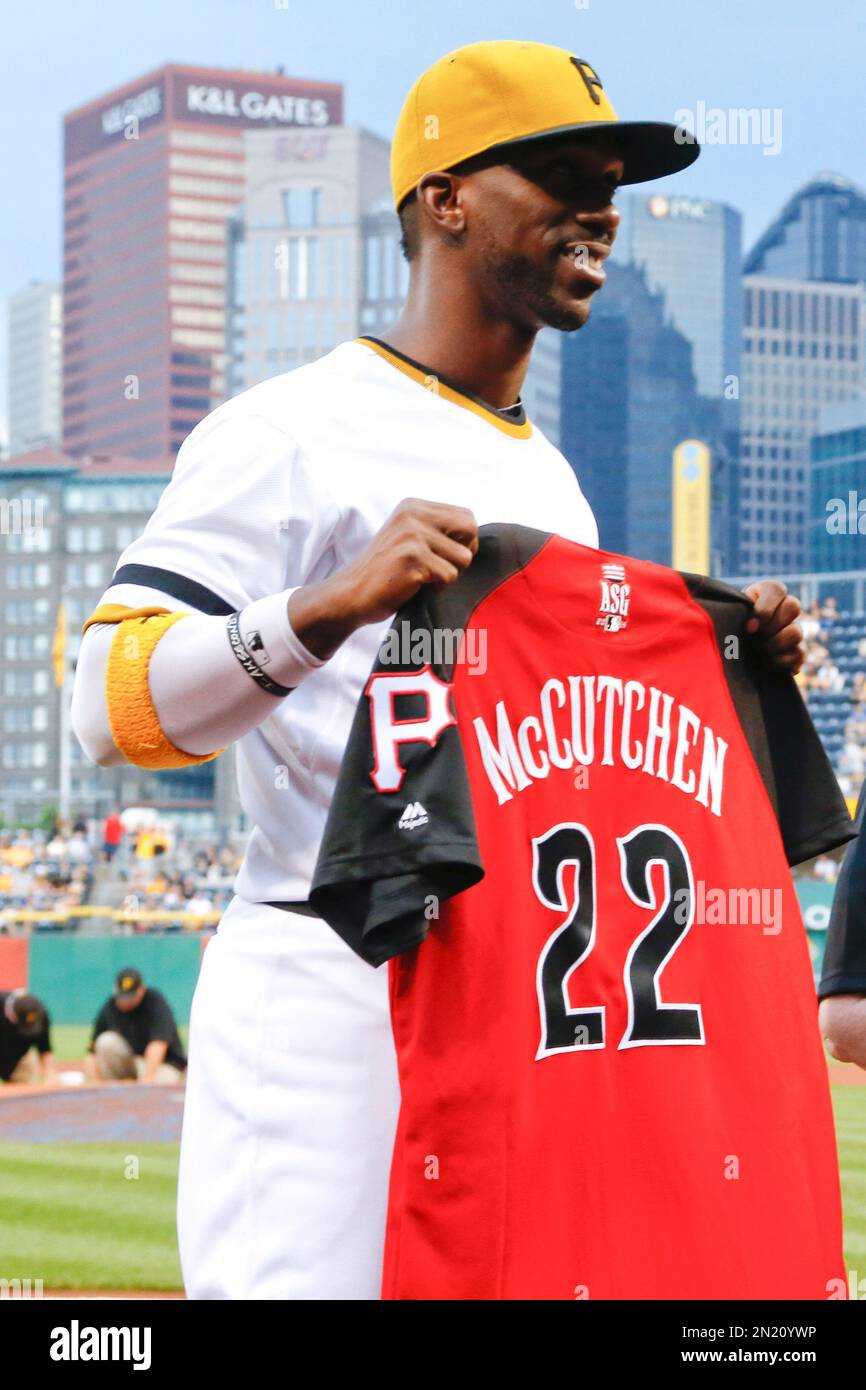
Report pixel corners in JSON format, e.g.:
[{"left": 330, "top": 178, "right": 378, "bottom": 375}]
[{"left": 3, "top": 0, "right": 865, "bottom": 445}]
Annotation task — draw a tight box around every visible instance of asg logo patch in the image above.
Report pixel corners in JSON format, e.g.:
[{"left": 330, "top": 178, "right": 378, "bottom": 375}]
[{"left": 596, "top": 562, "right": 631, "bottom": 633}]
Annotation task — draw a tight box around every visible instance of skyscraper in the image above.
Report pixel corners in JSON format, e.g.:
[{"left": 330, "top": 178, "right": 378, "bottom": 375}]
[
  {"left": 603, "top": 192, "right": 741, "bottom": 571},
  {"left": 614, "top": 192, "right": 743, "bottom": 402},
  {"left": 560, "top": 261, "right": 708, "bottom": 567},
  {"left": 739, "top": 275, "right": 864, "bottom": 574},
  {"left": 228, "top": 125, "right": 396, "bottom": 395},
  {"left": 809, "top": 396, "right": 866, "bottom": 578},
  {"left": 62, "top": 65, "right": 343, "bottom": 461},
  {"left": 744, "top": 172, "right": 866, "bottom": 286},
  {"left": 7, "top": 281, "right": 62, "bottom": 457}
]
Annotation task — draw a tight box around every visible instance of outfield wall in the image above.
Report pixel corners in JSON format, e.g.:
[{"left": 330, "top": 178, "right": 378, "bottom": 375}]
[
  {"left": 0, "top": 878, "right": 839, "bottom": 1026},
  {"left": 2, "top": 934, "right": 208, "bottom": 1026}
]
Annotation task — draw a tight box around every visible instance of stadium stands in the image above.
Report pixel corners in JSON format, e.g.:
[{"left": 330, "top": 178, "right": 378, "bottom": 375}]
[
  {"left": 797, "top": 597, "right": 866, "bottom": 804},
  {"left": 0, "top": 827, "right": 95, "bottom": 930}
]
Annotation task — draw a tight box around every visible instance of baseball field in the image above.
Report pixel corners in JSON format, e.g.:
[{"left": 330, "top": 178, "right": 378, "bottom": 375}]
[{"left": 0, "top": 1026, "right": 864, "bottom": 1296}]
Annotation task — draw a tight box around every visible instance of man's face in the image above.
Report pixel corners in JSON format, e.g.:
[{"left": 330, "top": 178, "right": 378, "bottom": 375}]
[
  {"left": 116, "top": 986, "right": 145, "bottom": 1013},
  {"left": 458, "top": 134, "right": 623, "bottom": 333}
]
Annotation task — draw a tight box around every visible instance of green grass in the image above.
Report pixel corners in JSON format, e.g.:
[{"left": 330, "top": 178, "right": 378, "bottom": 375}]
[
  {"left": 0, "top": 1070, "right": 861, "bottom": 1293},
  {"left": 48, "top": 1024, "right": 189, "bottom": 1061},
  {"left": 0, "top": 1142, "right": 181, "bottom": 1290},
  {"left": 833, "top": 1087, "right": 866, "bottom": 1278}
]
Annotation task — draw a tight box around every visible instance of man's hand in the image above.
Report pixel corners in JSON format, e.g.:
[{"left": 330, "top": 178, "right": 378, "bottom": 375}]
[
  {"left": 288, "top": 499, "right": 479, "bottom": 660},
  {"left": 742, "top": 580, "right": 805, "bottom": 674},
  {"left": 40, "top": 1052, "right": 59, "bottom": 1087},
  {"left": 819, "top": 995, "right": 866, "bottom": 1072},
  {"left": 142, "top": 1039, "right": 169, "bottom": 1084}
]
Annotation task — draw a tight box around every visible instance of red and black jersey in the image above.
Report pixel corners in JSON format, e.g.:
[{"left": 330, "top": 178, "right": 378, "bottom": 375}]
[{"left": 310, "top": 524, "right": 855, "bottom": 1301}]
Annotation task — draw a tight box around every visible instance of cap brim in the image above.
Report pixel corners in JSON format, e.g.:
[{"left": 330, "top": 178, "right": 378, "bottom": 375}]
[{"left": 489, "top": 120, "right": 700, "bottom": 185}]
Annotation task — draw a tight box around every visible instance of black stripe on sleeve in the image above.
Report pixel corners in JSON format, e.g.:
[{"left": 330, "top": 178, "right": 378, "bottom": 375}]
[{"left": 110, "top": 564, "right": 235, "bottom": 616}]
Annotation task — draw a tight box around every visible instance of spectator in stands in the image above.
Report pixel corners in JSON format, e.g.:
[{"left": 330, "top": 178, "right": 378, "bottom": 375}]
[
  {"left": 812, "top": 854, "right": 840, "bottom": 884},
  {"left": 85, "top": 968, "right": 186, "bottom": 1085},
  {"left": 66, "top": 828, "right": 92, "bottom": 864},
  {"left": 103, "top": 809, "right": 124, "bottom": 862},
  {"left": 0, "top": 826, "right": 96, "bottom": 927},
  {"left": 0, "top": 990, "right": 58, "bottom": 1085},
  {"left": 801, "top": 600, "right": 822, "bottom": 643},
  {"left": 840, "top": 740, "right": 865, "bottom": 774},
  {"left": 814, "top": 658, "right": 846, "bottom": 693}
]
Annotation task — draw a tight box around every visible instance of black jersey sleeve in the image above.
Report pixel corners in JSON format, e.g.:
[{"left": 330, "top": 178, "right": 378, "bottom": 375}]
[
  {"left": 818, "top": 784, "right": 866, "bottom": 1000},
  {"left": 681, "top": 573, "right": 856, "bottom": 865},
  {"left": 308, "top": 582, "right": 483, "bottom": 966}
]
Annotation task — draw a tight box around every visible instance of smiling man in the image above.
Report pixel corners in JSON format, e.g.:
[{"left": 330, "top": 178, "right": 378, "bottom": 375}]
[{"left": 72, "top": 40, "right": 805, "bottom": 1299}]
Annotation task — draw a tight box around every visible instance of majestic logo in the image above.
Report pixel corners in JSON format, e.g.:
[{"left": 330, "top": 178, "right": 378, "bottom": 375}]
[
  {"left": 366, "top": 666, "right": 455, "bottom": 793},
  {"left": 596, "top": 563, "right": 631, "bottom": 633},
  {"left": 398, "top": 802, "right": 429, "bottom": 831}
]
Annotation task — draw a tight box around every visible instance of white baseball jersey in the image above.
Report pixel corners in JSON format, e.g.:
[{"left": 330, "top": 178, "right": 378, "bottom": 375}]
[{"left": 97, "top": 336, "right": 598, "bottom": 904}]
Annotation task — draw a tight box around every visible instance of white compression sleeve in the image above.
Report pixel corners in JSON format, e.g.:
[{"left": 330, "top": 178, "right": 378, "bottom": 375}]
[{"left": 71, "top": 589, "right": 327, "bottom": 766}]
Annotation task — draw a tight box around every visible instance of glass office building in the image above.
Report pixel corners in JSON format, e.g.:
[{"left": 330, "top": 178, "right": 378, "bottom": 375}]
[
  {"left": 614, "top": 193, "right": 742, "bottom": 403},
  {"left": 809, "top": 396, "right": 866, "bottom": 574},
  {"left": 62, "top": 65, "right": 343, "bottom": 460},
  {"left": 7, "top": 282, "right": 62, "bottom": 457},
  {"left": 228, "top": 125, "right": 395, "bottom": 393},
  {"left": 744, "top": 172, "right": 866, "bottom": 285},
  {"left": 560, "top": 261, "right": 705, "bottom": 567},
  {"left": 740, "top": 275, "right": 864, "bottom": 574},
  {"left": 590, "top": 193, "right": 741, "bottom": 571}
]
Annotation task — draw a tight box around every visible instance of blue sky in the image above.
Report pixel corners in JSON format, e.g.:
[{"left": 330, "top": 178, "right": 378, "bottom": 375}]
[{"left": 2, "top": 0, "right": 864, "bottom": 443}]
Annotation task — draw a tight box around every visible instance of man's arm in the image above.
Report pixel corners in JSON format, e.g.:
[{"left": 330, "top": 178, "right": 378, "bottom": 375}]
[
  {"left": 141, "top": 1039, "right": 169, "bottom": 1083},
  {"left": 73, "top": 499, "right": 479, "bottom": 769},
  {"left": 84, "top": 1004, "right": 108, "bottom": 1081},
  {"left": 39, "top": 1052, "right": 59, "bottom": 1085}
]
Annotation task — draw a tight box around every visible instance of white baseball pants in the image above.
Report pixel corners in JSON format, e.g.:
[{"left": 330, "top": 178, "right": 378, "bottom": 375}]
[{"left": 176, "top": 895, "right": 400, "bottom": 1299}]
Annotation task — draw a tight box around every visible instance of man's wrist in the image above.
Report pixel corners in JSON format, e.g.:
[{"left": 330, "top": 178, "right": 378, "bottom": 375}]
[{"left": 287, "top": 573, "right": 362, "bottom": 661}]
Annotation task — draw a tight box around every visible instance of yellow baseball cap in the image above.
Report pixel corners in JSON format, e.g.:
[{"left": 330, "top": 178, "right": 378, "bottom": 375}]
[{"left": 391, "top": 40, "right": 700, "bottom": 210}]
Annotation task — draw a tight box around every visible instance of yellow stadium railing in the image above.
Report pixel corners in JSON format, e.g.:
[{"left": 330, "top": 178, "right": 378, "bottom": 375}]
[{"left": 0, "top": 906, "right": 220, "bottom": 928}]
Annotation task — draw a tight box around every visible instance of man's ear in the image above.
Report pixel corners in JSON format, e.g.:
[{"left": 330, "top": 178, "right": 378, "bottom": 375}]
[{"left": 415, "top": 171, "right": 466, "bottom": 242}]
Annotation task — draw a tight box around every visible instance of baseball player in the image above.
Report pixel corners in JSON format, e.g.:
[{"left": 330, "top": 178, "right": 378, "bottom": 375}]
[{"left": 72, "top": 41, "right": 806, "bottom": 1298}]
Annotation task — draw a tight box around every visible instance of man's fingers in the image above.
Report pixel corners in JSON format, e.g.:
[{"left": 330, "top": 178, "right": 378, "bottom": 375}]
[
  {"left": 398, "top": 499, "right": 479, "bottom": 552},
  {"left": 424, "top": 527, "right": 477, "bottom": 572},
  {"left": 745, "top": 586, "right": 801, "bottom": 638},
  {"left": 761, "top": 622, "right": 805, "bottom": 657},
  {"left": 424, "top": 554, "right": 461, "bottom": 587}
]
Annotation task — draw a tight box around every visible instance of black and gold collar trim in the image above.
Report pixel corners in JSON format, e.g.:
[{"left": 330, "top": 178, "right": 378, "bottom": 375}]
[{"left": 356, "top": 336, "right": 532, "bottom": 439}]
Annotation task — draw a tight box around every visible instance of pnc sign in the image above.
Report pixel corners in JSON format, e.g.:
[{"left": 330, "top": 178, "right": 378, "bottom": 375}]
[{"left": 647, "top": 195, "right": 714, "bottom": 221}]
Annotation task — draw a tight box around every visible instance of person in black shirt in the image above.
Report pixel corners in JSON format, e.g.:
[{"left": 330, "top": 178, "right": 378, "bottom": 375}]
[
  {"left": 85, "top": 968, "right": 186, "bottom": 1085},
  {"left": 0, "top": 991, "right": 57, "bottom": 1085},
  {"left": 819, "top": 784, "right": 866, "bottom": 1070}
]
